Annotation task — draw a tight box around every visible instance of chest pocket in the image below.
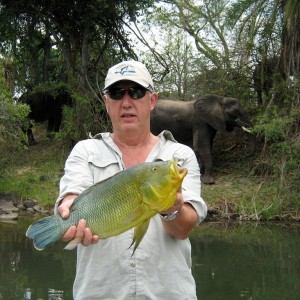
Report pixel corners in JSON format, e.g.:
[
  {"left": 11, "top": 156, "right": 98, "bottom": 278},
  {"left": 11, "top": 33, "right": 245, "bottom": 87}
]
[{"left": 88, "top": 155, "right": 121, "bottom": 184}]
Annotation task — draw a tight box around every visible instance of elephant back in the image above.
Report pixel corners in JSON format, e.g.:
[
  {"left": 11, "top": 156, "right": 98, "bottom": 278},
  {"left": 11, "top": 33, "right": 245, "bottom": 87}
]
[{"left": 150, "top": 99, "right": 195, "bottom": 141}]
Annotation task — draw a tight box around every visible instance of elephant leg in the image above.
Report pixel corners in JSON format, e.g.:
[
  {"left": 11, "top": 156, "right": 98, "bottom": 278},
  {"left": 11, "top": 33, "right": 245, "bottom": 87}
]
[
  {"left": 27, "top": 127, "right": 37, "bottom": 146},
  {"left": 47, "top": 114, "right": 62, "bottom": 138},
  {"left": 193, "top": 125, "right": 216, "bottom": 184},
  {"left": 47, "top": 116, "right": 54, "bottom": 131},
  {"left": 47, "top": 106, "right": 63, "bottom": 138},
  {"left": 47, "top": 116, "right": 55, "bottom": 138},
  {"left": 21, "top": 121, "right": 37, "bottom": 146},
  {"left": 53, "top": 113, "right": 62, "bottom": 132}
]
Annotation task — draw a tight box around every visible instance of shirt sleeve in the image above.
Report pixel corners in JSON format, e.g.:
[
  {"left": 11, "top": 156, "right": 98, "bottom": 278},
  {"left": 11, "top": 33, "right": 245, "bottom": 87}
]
[
  {"left": 54, "top": 141, "right": 95, "bottom": 213},
  {"left": 154, "top": 132, "right": 207, "bottom": 223},
  {"left": 180, "top": 147, "right": 207, "bottom": 223}
]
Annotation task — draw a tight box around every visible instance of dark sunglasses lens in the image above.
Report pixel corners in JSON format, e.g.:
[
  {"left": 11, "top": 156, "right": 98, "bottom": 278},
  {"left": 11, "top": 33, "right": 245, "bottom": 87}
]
[
  {"left": 128, "top": 88, "right": 147, "bottom": 99},
  {"left": 107, "top": 87, "right": 147, "bottom": 100},
  {"left": 108, "top": 89, "right": 125, "bottom": 100}
]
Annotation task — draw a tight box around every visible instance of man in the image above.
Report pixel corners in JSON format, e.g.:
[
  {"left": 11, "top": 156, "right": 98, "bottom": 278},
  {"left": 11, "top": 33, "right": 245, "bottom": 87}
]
[{"left": 55, "top": 60, "right": 207, "bottom": 299}]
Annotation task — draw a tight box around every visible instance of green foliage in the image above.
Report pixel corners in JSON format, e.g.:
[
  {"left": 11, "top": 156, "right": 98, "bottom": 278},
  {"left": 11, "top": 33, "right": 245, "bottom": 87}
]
[
  {"left": 250, "top": 106, "right": 300, "bottom": 214},
  {"left": 0, "top": 66, "right": 30, "bottom": 146},
  {"left": 30, "top": 82, "right": 71, "bottom": 98},
  {"left": 253, "top": 106, "right": 299, "bottom": 142},
  {"left": 0, "top": 0, "right": 155, "bottom": 93},
  {"left": 56, "top": 93, "right": 111, "bottom": 144},
  {"left": 191, "top": 66, "right": 254, "bottom": 100}
]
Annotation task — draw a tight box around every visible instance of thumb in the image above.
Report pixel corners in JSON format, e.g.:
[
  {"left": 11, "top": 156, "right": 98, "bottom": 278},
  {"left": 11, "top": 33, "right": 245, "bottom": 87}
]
[
  {"left": 58, "top": 197, "right": 76, "bottom": 219},
  {"left": 61, "top": 208, "right": 69, "bottom": 219}
]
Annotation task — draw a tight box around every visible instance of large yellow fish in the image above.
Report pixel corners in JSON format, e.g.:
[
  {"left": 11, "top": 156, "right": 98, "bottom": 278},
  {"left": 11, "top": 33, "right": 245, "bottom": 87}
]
[{"left": 26, "top": 160, "right": 187, "bottom": 254}]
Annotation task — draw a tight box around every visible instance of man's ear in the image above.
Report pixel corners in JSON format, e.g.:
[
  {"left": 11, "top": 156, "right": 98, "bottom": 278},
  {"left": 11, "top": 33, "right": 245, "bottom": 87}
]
[
  {"left": 150, "top": 92, "right": 159, "bottom": 110},
  {"left": 103, "top": 95, "right": 108, "bottom": 112},
  {"left": 103, "top": 94, "right": 107, "bottom": 103}
]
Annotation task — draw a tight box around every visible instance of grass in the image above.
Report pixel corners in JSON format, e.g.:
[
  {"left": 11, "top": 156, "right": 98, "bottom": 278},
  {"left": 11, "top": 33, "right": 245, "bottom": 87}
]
[
  {"left": 0, "top": 123, "right": 70, "bottom": 208},
  {"left": 202, "top": 175, "right": 279, "bottom": 219},
  {"left": 201, "top": 131, "right": 300, "bottom": 220},
  {"left": 1, "top": 123, "right": 299, "bottom": 219}
]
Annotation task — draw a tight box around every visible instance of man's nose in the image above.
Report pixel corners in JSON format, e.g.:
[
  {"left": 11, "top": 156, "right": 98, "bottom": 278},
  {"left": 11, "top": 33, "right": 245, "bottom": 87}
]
[{"left": 121, "top": 92, "right": 133, "bottom": 105}]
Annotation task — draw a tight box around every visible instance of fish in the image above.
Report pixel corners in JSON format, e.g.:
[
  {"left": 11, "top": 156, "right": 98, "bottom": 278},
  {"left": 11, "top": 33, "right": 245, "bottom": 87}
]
[{"left": 26, "top": 159, "right": 188, "bottom": 254}]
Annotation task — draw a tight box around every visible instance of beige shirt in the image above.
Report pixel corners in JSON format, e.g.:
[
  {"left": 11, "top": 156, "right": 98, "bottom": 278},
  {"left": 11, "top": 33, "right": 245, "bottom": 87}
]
[{"left": 56, "top": 131, "right": 207, "bottom": 299}]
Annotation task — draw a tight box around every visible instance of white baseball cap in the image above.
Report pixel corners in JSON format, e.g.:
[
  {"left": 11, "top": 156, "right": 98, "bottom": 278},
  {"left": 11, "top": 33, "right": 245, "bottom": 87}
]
[{"left": 103, "top": 60, "right": 154, "bottom": 91}]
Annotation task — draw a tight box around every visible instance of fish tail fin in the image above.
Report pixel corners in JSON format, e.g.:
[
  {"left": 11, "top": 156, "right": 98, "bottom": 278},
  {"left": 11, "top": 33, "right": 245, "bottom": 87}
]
[
  {"left": 130, "top": 219, "right": 150, "bottom": 256},
  {"left": 26, "top": 215, "right": 61, "bottom": 250}
]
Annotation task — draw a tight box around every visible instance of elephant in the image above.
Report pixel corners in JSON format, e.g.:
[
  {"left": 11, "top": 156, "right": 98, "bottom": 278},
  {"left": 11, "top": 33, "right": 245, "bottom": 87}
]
[
  {"left": 19, "top": 89, "right": 73, "bottom": 145},
  {"left": 150, "top": 94, "right": 256, "bottom": 184}
]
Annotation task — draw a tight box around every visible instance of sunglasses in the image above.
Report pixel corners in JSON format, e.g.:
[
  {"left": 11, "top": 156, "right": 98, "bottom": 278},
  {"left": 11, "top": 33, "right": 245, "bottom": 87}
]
[{"left": 105, "top": 87, "right": 149, "bottom": 100}]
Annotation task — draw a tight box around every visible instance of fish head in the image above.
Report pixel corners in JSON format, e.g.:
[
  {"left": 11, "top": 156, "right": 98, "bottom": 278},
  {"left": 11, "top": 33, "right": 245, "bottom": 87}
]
[{"left": 141, "top": 160, "right": 188, "bottom": 211}]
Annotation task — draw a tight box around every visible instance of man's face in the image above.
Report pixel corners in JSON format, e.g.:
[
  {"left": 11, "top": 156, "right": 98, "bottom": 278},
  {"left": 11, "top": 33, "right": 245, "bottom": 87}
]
[{"left": 104, "top": 81, "right": 158, "bottom": 133}]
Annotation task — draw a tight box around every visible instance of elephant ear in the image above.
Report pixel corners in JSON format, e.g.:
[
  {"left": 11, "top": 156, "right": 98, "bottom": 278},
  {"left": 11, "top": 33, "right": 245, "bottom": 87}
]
[{"left": 194, "top": 95, "right": 226, "bottom": 133}]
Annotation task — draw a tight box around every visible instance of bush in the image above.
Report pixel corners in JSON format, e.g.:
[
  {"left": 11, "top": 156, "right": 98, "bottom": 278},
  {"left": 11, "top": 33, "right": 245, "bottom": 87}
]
[
  {"left": 0, "top": 75, "right": 31, "bottom": 147},
  {"left": 251, "top": 105, "right": 300, "bottom": 212}
]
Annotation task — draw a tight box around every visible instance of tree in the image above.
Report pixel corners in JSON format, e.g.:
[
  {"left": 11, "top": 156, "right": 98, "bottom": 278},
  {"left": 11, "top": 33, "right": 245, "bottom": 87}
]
[
  {"left": 0, "top": 0, "right": 154, "bottom": 140},
  {"left": 126, "top": 0, "right": 255, "bottom": 99},
  {"left": 281, "top": 0, "right": 300, "bottom": 83},
  {"left": 228, "top": 0, "right": 299, "bottom": 105},
  {"left": 0, "top": 62, "right": 30, "bottom": 146},
  {"left": 0, "top": 0, "right": 154, "bottom": 94},
  {"left": 127, "top": 23, "right": 198, "bottom": 99},
  {"left": 123, "top": 0, "right": 299, "bottom": 205}
]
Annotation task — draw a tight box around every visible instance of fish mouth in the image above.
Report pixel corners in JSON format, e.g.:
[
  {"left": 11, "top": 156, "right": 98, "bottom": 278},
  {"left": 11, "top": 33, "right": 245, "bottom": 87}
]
[{"left": 169, "top": 160, "right": 188, "bottom": 179}]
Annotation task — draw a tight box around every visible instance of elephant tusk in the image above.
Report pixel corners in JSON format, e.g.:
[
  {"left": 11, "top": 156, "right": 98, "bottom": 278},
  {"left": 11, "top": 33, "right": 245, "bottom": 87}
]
[{"left": 242, "top": 126, "right": 252, "bottom": 133}]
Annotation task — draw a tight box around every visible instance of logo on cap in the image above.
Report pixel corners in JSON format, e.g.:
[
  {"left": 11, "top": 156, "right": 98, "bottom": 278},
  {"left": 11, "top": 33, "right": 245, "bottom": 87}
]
[{"left": 115, "top": 65, "right": 136, "bottom": 76}]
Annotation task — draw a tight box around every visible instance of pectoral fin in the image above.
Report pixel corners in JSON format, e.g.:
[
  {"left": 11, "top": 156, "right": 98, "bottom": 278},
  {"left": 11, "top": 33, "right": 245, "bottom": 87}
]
[
  {"left": 125, "top": 203, "right": 149, "bottom": 224},
  {"left": 64, "top": 238, "right": 81, "bottom": 250},
  {"left": 130, "top": 219, "right": 150, "bottom": 256}
]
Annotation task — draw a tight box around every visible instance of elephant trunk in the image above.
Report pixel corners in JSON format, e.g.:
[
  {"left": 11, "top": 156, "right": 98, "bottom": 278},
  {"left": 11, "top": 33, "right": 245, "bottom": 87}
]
[{"left": 245, "top": 131, "right": 256, "bottom": 156}]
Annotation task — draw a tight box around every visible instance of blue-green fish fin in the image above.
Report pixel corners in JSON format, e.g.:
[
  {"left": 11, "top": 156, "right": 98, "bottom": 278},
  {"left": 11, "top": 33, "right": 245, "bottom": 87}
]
[
  {"left": 26, "top": 215, "right": 61, "bottom": 250},
  {"left": 130, "top": 219, "right": 150, "bottom": 256}
]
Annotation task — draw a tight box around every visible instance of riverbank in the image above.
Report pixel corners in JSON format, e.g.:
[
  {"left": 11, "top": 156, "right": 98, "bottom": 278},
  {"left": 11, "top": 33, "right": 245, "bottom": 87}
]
[
  {"left": 1, "top": 190, "right": 300, "bottom": 223},
  {"left": 0, "top": 123, "right": 299, "bottom": 222}
]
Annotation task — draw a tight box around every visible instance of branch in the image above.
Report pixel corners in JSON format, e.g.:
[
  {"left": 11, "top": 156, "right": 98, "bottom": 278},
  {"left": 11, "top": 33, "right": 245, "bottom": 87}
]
[{"left": 123, "top": 20, "right": 171, "bottom": 79}]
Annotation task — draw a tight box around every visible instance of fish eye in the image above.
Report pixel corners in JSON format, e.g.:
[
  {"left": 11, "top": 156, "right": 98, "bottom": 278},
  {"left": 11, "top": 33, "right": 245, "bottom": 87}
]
[{"left": 152, "top": 167, "right": 158, "bottom": 172}]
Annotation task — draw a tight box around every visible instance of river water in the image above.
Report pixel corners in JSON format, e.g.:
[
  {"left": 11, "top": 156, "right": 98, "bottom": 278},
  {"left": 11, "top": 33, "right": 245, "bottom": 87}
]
[{"left": 0, "top": 219, "right": 300, "bottom": 299}]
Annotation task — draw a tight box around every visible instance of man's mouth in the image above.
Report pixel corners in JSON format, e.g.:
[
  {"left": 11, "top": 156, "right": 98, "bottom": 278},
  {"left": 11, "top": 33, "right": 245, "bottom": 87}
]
[{"left": 121, "top": 113, "right": 136, "bottom": 118}]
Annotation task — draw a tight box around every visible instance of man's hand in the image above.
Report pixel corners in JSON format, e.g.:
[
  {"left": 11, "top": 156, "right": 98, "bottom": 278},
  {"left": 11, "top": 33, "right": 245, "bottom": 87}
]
[
  {"left": 160, "top": 188, "right": 184, "bottom": 215},
  {"left": 58, "top": 194, "right": 99, "bottom": 247},
  {"left": 159, "top": 188, "right": 198, "bottom": 240}
]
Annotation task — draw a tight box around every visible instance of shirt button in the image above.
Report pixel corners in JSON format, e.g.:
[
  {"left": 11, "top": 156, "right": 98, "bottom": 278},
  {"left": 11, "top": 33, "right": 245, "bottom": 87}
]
[{"left": 130, "top": 263, "right": 135, "bottom": 268}]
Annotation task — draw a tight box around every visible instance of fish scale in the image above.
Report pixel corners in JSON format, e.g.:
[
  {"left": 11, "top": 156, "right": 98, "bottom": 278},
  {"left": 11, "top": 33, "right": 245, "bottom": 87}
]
[{"left": 26, "top": 160, "right": 187, "bottom": 254}]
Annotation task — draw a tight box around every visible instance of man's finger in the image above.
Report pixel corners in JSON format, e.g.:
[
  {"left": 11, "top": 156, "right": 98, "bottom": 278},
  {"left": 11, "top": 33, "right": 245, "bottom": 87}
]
[
  {"left": 62, "top": 226, "right": 77, "bottom": 242},
  {"left": 82, "top": 228, "right": 93, "bottom": 246},
  {"left": 74, "top": 219, "right": 86, "bottom": 241}
]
